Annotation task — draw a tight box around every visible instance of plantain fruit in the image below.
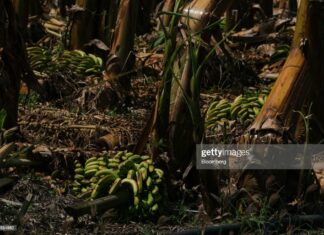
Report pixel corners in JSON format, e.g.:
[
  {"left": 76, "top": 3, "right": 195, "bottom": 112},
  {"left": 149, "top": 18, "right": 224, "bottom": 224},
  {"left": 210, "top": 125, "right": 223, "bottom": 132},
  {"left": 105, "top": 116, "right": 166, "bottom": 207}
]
[
  {"left": 154, "top": 168, "right": 164, "bottom": 178},
  {"left": 121, "top": 178, "right": 138, "bottom": 196},
  {"left": 128, "top": 155, "right": 142, "bottom": 163},
  {"left": 136, "top": 172, "right": 143, "bottom": 193},
  {"left": 127, "top": 169, "right": 135, "bottom": 179},
  {"left": 84, "top": 164, "right": 99, "bottom": 171},
  {"left": 151, "top": 203, "right": 159, "bottom": 213},
  {"left": 146, "top": 176, "right": 153, "bottom": 189},
  {"left": 75, "top": 174, "right": 84, "bottom": 180},
  {"left": 85, "top": 169, "right": 97, "bottom": 178},
  {"left": 134, "top": 196, "right": 140, "bottom": 206},
  {"left": 139, "top": 167, "right": 148, "bottom": 181},
  {"left": 72, "top": 152, "right": 165, "bottom": 218},
  {"left": 147, "top": 193, "right": 154, "bottom": 206},
  {"left": 91, "top": 172, "right": 117, "bottom": 199},
  {"left": 74, "top": 168, "right": 84, "bottom": 174},
  {"left": 152, "top": 186, "right": 159, "bottom": 195},
  {"left": 148, "top": 165, "right": 155, "bottom": 173},
  {"left": 108, "top": 178, "right": 121, "bottom": 195},
  {"left": 95, "top": 169, "right": 117, "bottom": 177},
  {"left": 85, "top": 156, "right": 97, "bottom": 165}
]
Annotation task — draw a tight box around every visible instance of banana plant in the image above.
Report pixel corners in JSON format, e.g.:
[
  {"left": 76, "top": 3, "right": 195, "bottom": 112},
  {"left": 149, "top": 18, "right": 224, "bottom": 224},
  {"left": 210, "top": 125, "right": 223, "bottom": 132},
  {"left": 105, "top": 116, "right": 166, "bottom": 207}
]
[
  {"left": 0, "top": 0, "right": 44, "bottom": 128},
  {"left": 70, "top": 0, "right": 100, "bottom": 49},
  {"left": 260, "top": 0, "right": 273, "bottom": 17},
  {"left": 12, "top": 0, "right": 29, "bottom": 31},
  {"left": 104, "top": 0, "right": 140, "bottom": 96},
  {"left": 244, "top": 0, "right": 310, "bottom": 143},
  {"left": 236, "top": 0, "right": 324, "bottom": 214},
  {"left": 69, "top": 0, "right": 140, "bottom": 103},
  {"left": 155, "top": 0, "right": 183, "bottom": 148},
  {"left": 70, "top": 0, "right": 121, "bottom": 49},
  {"left": 97, "top": 0, "right": 120, "bottom": 46},
  {"left": 159, "top": 0, "right": 176, "bottom": 29},
  {"left": 0, "top": 110, "right": 7, "bottom": 132},
  {"left": 171, "top": 1, "right": 234, "bottom": 160},
  {"left": 59, "top": 0, "right": 74, "bottom": 18},
  {"left": 12, "top": 0, "right": 42, "bottom": 36},
  {"left": 148, "top": 0, "right": 235, "bottom": 215},
  {"left": 156, "top": 0, "right": 235, "bottom": 160},
  {"left": 69, "top": 0, "right": 137, "bottom": 57}
]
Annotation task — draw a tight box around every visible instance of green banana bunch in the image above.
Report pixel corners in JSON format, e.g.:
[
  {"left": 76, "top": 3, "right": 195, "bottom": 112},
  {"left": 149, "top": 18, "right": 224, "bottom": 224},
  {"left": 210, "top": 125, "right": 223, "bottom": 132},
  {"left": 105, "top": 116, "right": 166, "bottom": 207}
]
[
  {"left": 27, "top": 47, "right": 53, "bottom": 72},
  {"left": 231, "top": 95, "right": 266, "bottom": 122},
  {"left": 58, "top": 50, "right": 103, "bottom": 77},
  {"left": 72, "top": 151, "right": 165, "bottom": 219},
  {"left": 205, "top": 98, "right": 231, "bottom": 130},
  {"left": 27, "top": 46, "right": 103, "bottom": 80},
  {"left": 205, "top": 92, "right": 269, "bottom": 130}
]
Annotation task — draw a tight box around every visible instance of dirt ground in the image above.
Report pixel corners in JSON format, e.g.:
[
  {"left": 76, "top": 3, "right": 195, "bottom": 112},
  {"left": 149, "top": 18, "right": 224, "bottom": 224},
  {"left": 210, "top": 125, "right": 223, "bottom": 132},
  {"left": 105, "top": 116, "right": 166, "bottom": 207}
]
[{"left": 2, "top": 25, "right": 324, "bottom": 234}]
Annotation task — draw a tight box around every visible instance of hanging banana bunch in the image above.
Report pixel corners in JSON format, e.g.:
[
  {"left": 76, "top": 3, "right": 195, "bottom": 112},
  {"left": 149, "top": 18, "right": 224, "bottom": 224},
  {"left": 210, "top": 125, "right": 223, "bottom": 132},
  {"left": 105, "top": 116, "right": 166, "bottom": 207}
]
[
  {"left": 72, "top": 151, "right": 165, "bottom": 218},
  {"left": 205, "top": 91, "right": 269, "bottom": 130},
  {"left": 42, "top": 18, "right": 66, "bottom": 38},
  {"left": 27, "top": 47, "right": 103, "bottom": 80}
]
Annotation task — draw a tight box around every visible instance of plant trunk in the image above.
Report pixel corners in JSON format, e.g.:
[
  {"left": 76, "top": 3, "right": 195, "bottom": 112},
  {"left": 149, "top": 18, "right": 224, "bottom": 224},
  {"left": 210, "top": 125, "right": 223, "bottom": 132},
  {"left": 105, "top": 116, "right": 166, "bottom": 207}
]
[
  {"left": 28, "top": 0, "right": 41, "bottom": 17},
  {"left": 306, "top": 0, "right": 324, "bottom": 142},
  {"left": 104, "top": 0, "right": 139, "bottom": 91},
  {"left": 260, "top": 0, "right": 273, "bottom": 18},
  {"left": 0, "top": 0, "right": 43, "bottom": 128},
  {"left": 153, "top": 0, "right": 182, "bottom": 162},
  {"left": 225, "top": 0, "right": 254, "bottom": 31},
  {"left": 160, "top": 0, "right": 175, "bottom": 28},
  {"left": 168, "top": 0, "right": 235, "bottom": 164},
  {"left": 102, "top": 0, "right": 120, "bottom": 46},
  {"left": 12, "top": 0, "right": 29, "bottom": 32},
  {"left": 249, "top": 0, "right": 309, "bottom": 136},
  {"left": 225, "top": 7, "right": 236, "bottom": 32},
  {"left": 60, "top": 0, "right": 74, "bottom": 18},
  {"left": 96, "top": 0, "right": 110, "bottom": 45},
  {"left": 70, "top": 0, "right": 100, "bottom": 49},
  {"left": 235, "top": 0, "right": 324, "bottom": 214},
  {"left": 158, "top": 0, "right": 234, "bottom": 215},
  {"left": 70, "top": 0, "right": 121, "bottom": 48}
]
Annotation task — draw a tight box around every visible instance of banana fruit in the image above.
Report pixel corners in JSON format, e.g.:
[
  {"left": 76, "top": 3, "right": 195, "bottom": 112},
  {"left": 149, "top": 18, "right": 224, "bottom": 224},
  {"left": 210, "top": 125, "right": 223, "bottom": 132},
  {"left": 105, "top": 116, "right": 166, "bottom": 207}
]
[
  {"left": 205, "top": 92, "right": 269, "bottom": 130},
  {"left": 205, "top": 98, "right": 231, "bottom": 130},
  {"left": 27, "top": 46, "right": 104, "bottom": 81},
  {"left": 72, "top": 151, "right": 165, "bottom": 218}
]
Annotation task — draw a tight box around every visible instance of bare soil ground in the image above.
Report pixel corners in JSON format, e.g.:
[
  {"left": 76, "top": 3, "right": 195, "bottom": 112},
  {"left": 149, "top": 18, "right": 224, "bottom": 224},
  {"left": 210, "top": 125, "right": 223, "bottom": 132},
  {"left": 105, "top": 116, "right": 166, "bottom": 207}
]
[{"left": 2, "top": 29, "right": 324, "bottom": 235}]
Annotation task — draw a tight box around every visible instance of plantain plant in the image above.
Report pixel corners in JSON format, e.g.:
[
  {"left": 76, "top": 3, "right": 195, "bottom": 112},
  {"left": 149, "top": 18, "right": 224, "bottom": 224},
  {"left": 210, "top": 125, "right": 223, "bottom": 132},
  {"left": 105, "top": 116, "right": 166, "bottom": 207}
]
[
  {"left": 159, "top": 0, "right": 176, "bottom": 29},
  {"left": 235, "top": 0, "right": 324, "bottom": 215},
  {"left": 70, "top": 0, "right": 121, "bottom": 49},
  {"left": 155, "top": 0, "right": 184, "bottom": 147},
  {"left": 104, "top": 0, "right": 140, "bottom": 86},
  {"left": 151, "top": 0, "right": 236, "bottom": 216},
  {"left": 0, "top": 110, "right": 7, "bottom": 132},
  {"left": 247, "top": 0, "right": 310, "bottom": 142},
  {"left": 12, "top": 0, "right": 29, "bottom": 31},
  {"left": 0, "top": 0, "right": 44, "bottom": 128},
  {"left": 70, "top": 0, "right": 100, "bottom": 49}
]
